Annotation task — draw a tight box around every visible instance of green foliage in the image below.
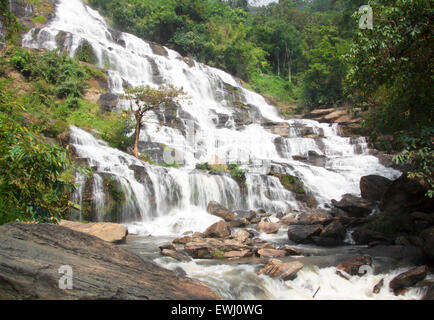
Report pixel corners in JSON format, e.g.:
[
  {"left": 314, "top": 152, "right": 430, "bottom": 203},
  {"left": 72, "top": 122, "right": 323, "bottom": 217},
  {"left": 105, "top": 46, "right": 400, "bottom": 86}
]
[
  {"left": 347, "top": 0, "right": 433, "bottom": 197},
  {"left": 393, "top": 127, "right": 434, "bottom": 198},
  {"left": 74, "top": 42, "right": 98, "bottom": 64},
  {"left": 0, "top": 113, "right": 77, "bottom": 224},
  {"left": 228, "top": 163, "right": 247, "bottom": 186}
]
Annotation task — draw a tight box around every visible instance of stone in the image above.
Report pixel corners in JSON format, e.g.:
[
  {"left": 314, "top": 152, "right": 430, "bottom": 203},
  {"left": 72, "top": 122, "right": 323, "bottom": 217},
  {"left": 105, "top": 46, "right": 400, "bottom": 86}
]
[
  {"left": 332, "top": 194, "right": 375, "bottom": 218},
  {"left": 379, "top": 174, "right": 434, "bottom": 215},
  {"left": 360, "top": 175, "right": 392, "bottom": 203},
  {"left": 258, "top": 259, "right": 304, "bottom": 281},
  {"left": 389, "top": 266, "right": 428, "bottom": 294},
  {"left": 257, "top": 221, "right": 280, "bottom": 234},
  {"left": 287, "top": 224, "right": 323, "bottom": 244},
  {"left": 161, "top": 249, "right": 192, "bottom": 262},
  {"left": 420, "top": 227, "right": 434, "bottom": 260},
  {"left": 257, "top": 248, "right": 287, "bottom": 258},
  {"left": 335, "top": 256, "right": 373, "bottom": 276},
  {"left": 224, "top": 250, "right": 252, "bottom": 259},
  {"left": 203, "top": 221, "right": 232, "bottom": 238},
  {"left": 280, "top": 246, "right": 302, "bottom": 256},
  {"left": 0, "top": 223, "right": 219, "bottom": 300},
  {"left": 373, "top": 278, "right": 384, "bottom": 294},
  {"left": 320, "top": 221, "right": 346, "bottom": 240},
  {"left": 207, "top": 201, "right": 236, "bottom": 222},
  {"left": 184, "top": 238, "right": 250, "bottom": 259},
  {"left": 351, "top": 227, "right": 391, "bottom": 245},
  {"left": 59, "top": 220, "right": 128, "bottom": 244},
  {"left": 296, "top": 210, "right": 333, "bottom": 225},
  {"left": 232, "top": 229, "right": 251, "bottom": 243},
  {"left": 98, "top": 93, "right": 119, "bottom": 113}
]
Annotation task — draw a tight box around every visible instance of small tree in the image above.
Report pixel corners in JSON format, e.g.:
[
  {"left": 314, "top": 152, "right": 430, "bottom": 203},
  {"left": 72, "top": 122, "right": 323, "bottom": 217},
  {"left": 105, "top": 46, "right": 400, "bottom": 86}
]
[{"left": 121, "top": 84, "right": 187, "bottom": 158}]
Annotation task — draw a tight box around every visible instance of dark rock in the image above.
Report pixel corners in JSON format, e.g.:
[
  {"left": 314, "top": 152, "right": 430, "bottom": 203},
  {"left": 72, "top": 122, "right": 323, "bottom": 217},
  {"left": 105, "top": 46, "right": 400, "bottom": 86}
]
[
  {"left": 351, "top": 227, "right": 391, "bottom": 245},
  {"left": 98, "top": 93, "right": 119, "bottom": 113},
  {"left": 0, "top": 223, "right": 219, "bottom": 300},
  {"left": 296, "top": 210, "right": 333, "bottom": 225},
  {"left": 424, "top": 286, "right": 434, "bottom": 300},
  {"left": 335, "top": 256, "right": 373, "bottom": 276},
  {"left": 420, "top": 227, "right": 434, "bottom": 261},
  {"left": 360, "top": 175, "right": 392, "bottom": 203},
  {"left": 287, "top": 224, "right": 323, "bottom": 244},
  {"left": 203, "top": 221, "right": 232, "bottom": 238},
  {"left": 373, "top": 278, "right": 384, "bottom": 294},
  {"left": 365, "top": 245, "right": 424, "bottom": 265},
  {"left": 379, "top": 174, "right": 434, "bottom": 215},
  {"left": 332, "top": 194, "right": 375, "bottom": 218},
  {"left": 207, "top": 201, "right": 236, "bottom": 222},
  {"left": 389, "top": 266, "right": 428, "bottom": 294}
]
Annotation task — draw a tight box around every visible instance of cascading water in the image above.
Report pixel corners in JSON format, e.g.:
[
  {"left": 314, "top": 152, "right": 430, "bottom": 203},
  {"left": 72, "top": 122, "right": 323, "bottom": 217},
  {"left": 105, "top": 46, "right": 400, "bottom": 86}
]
[{"left": 21, "top": 0, "right": 421, "bottom": 300}]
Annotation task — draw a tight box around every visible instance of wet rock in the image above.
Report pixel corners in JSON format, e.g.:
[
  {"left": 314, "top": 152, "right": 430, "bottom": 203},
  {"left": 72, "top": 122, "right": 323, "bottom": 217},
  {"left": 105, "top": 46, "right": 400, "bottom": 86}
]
[
  {"left": 207, "top": 201, "right": 236, "bottom": 222},
  {"left": 59, "top": 220, "right": 128, "bottom": 244},
  {"left": 257, "top": 248, "right": 287, "bottom": 258},
  {"left": 287, "top": 224, "right": 323, "bottom": 244},
  {"left": 420, "top": 227, "right": 434, "bottom": 261},
  {"left": 335, "top": 256, "right": 373, "bottom": 276},
  {"left": 379, "top": 174, "right": 434, "bottom": 215},
  {"left": 365, "top": 245, "right": 423, "bottom": 264},
  {"left": 184, "top": 238, "right": 250, "bottom": 259},
  {"left": 360, "top": 175, "right": 392, "bottom": 203},
  {"left": 264, "top": 122, "right": 290, "bottom": 137},
  {"left": 224, "top": 250, "right": 252, "bottom": 259},
  {"left": 279, "top": 216, "right": 298, "bottom": 225},
  {"left": 161, "top": 249, "right": 192, "bottom": 262},
  {"left": 203, "top": 221, "right": 232, "bottom": 238},
  {"left": 0, "top": 223, "right": 219, "bottom": 300},
  {"left": 280, "top": 246, "right": 302, "bottom": 256},
  {"left": 173, "top": 232, "right": 203, "bottom": 244},
  {"left": 234, "top": 210, "right": 258, "bottom": 222},
  {"left": 232, "top": 229, "right": 251, "bottom": 243},
  {"left": 373, "top": 278, "right": 384, "bottom": 294},
  {"left": 257, "top": 221, "right": 280, "bottom": 234},
  {"left": 296, "top": 210, "right": 333, "bottom": 225},
  {"left": 351, "top": 227, "right": 391, "bottom": 245},
  {"left": 389, "top": 266, "right": 428, "bottom": 294},
  {"left": 149, "top": 42, "right": 168, "bottom": 57},
  {"left": 159, "top": 243, "right": 177, "bottom": 251},
  {"left": 98, "top": 93, "right": 119, "bottom": 113},
  {"left": 258, "top": 259, "right": 304, "bottom": 281},
  {"left": 320, "top": 221, "right": 346, "bottom": 240},
  {"left": 332, "top": 194, "right": 375, "bottom": 218}
]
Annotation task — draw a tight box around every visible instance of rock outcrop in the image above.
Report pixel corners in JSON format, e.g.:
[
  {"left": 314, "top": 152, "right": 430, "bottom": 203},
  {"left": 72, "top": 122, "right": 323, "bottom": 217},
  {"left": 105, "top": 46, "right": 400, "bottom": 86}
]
[
  {"left": 360, "top": 175, "right": 392, "bottom": 203},
  {"left": 0, "top": 223, "right": 219, "bottom": 300},
  {"left": 59, "top": 220, "right": 128, "bottom": 244}
]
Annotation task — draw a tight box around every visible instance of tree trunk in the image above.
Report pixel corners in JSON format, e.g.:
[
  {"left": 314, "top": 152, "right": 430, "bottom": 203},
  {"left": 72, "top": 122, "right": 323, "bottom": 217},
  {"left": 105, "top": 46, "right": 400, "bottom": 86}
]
[{"left": 132, "top": 112, "right": 142, "bottom": 158}]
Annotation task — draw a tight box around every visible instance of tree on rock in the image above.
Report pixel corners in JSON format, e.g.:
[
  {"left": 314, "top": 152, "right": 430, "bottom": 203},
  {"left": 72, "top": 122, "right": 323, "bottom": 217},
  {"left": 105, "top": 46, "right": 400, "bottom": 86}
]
[{"left": 121, "top": 85, "right": 187, "bottom": 158}]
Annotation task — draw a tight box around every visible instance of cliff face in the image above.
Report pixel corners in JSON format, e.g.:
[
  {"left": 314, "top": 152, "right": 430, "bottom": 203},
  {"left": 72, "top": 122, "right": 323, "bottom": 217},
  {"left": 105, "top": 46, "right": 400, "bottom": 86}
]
[{"left": 0, "top": 223, "right": 220, "bottom": 300}]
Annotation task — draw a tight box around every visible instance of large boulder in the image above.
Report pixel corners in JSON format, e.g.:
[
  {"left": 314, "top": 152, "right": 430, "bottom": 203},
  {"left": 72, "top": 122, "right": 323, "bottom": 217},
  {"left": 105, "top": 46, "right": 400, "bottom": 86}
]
[
  {"left": 360, "top": 175, "right": 392, "bottom": 203},
  {"left": 207, "top": 201, "right": 236, "bottom": 222},
  {"left": 332, "top": 194, "right": 375, "bottom": 218},
  {"left": 203, "top": 221, "right": 232, "bottom": 238},
  {"left": 256, "top": 221, "right": 280, "bottom": 234},
  {"left": 379, "top": 174, "right": 434, "bottom": 215},
  {"left": 351, "top": 227, "right": 391, "bottom": 246},
  {"left": 313, "top": 221, "right": 346, "bottom": 246},
  {"left": 389, "top": 266, "right": 428, "bottom": 294},
  {"left": 257, "top": 259, "right": 304, "bottom": 281},
  {"left": 420, "top": 227, "right": 434, "bottom": 261},
  {"left": 59, "top": 220, "right": 128, "bottom": 244},
  {"left": 257, "top": 248, "right": 287, "bottom": 258},
  {"left": 0, "top": 223, "right": 219, "bottom": 300},
  {"left": 335, "top": 256, "right": 373, "bottom": 276},
  {"left": 287, "top": 224, "right": 323, "bottom": 244},
  {"left": 98, "top": 93, "right": 119, "bottom": 113}
]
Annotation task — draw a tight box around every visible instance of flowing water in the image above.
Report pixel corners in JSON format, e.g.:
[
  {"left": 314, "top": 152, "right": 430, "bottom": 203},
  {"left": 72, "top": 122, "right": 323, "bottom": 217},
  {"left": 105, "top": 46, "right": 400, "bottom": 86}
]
[{"left": 22, "top": 0, "right": 426, "bottom": 300}]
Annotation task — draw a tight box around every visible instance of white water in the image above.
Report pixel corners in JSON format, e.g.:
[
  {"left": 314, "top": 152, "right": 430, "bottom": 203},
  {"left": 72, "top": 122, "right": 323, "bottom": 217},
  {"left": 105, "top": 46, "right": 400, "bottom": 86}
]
[{"left": 21, "top": 0, "right": 413, "bottom": 300}]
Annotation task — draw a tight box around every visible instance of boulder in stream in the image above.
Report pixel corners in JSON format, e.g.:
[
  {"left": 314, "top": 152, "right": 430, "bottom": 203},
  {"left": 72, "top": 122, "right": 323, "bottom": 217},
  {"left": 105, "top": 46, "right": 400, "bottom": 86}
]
[
  {"left": 258, "top": 259, "right": 304, "bottom": 281},
  {"left": 389, "top": 265, "right": 428, "bottom": 295}
]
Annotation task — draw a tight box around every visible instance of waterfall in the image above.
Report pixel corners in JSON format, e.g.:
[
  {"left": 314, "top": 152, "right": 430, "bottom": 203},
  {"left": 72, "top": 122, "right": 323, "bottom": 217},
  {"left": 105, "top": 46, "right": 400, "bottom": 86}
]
[{"left": 23, "top": 0, "right": 401, "bottom": 235}]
